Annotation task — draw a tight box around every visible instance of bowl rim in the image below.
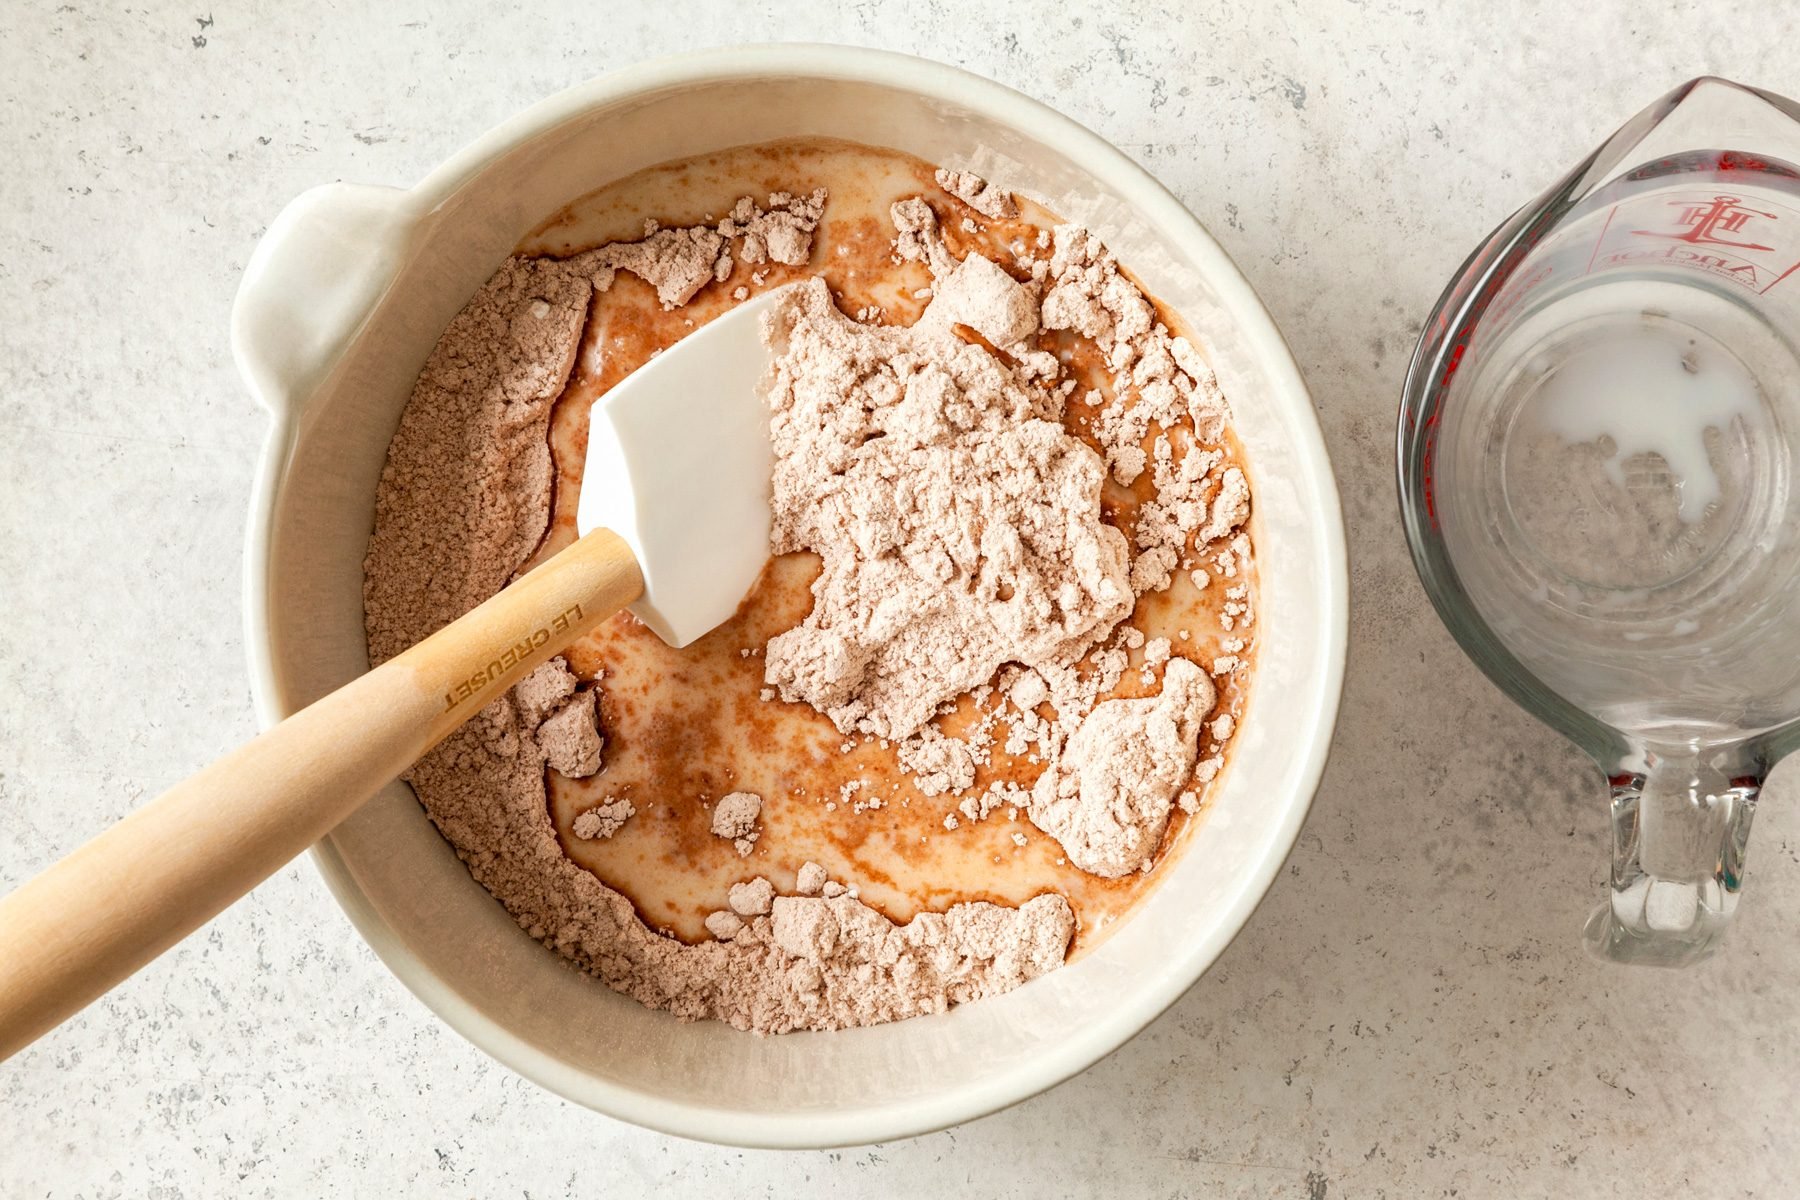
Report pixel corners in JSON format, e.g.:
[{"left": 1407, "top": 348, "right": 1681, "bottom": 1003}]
[{"left": 240, "top": 41, "right": 1349, "bottom": 1149}]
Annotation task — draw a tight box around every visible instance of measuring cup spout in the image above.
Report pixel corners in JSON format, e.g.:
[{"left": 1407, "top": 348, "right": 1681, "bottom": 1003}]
[{"left": 1583, "top": 749, "right": 1762, "bottom": 967}]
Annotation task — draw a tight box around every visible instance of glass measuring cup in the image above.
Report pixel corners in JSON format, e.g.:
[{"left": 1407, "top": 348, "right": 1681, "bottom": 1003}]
[{"left": 1399, "top": 77, "right": 1800, "bottom": 966}]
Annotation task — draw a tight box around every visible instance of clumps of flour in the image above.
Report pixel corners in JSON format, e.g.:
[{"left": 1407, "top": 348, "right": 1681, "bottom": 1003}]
[
  {"left": 513, "top": 659, "right": 604, "bottom": 778},
  {"left": 578, "top": 190, "right": 828, "bottom": 309},
  {"left": 935, "top": 167, "right": 1019, "bottom": 219},
  {"left": 695, "top": 858, "right": 1074, "bottom": 1026},
  {"left": 513, "top": 658, "right": 577, "bottom": 721},
  {"left": 1042, "top": 226, "right": 1230, "bottom": 473},
  {"left": 897, "top": 728, "right": 981, "bottom": 798},
  {"left": 572, "top": 798, "right": 634, "bottom": 841},
  {"left": 1029, "top": 659, "right": 1216, "bottom": 877},
  {"left": 710, "top": 791, "right": 763, "bottom": 857},
  {"left": 767, "top": 892, "right": 1071, "bottom": 1011},
  {"left": 537, "top": 690, "right": 603, "bottom": 777},
  {"left": 587, "top": 222, "right": 729, "bottom": 308},
  {"left": 362, "top": 195, "right": 1075, "bottom": 1034},
  {"left": 728, "top": 876, "right": 776, "bottom": 917},
  {"left": 717, "top": 189, "right": 828, "bottom": 266},
  {"left": 960, "top": 781, "right": 1028, "bottom": 825},
  {"left": 758, "top": 187, "right": 1251, "bottom": 879},
  {"left": 583, "top": 188, "right": 828, "bottom": 309},
  {"left": 759, "top": 272, "right": 1131, "bottom": 741}
]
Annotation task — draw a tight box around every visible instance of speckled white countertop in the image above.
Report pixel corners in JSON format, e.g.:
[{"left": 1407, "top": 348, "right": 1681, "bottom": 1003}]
[{"left": 3, "top": 2, "right": 1797, "bottom": 1195}]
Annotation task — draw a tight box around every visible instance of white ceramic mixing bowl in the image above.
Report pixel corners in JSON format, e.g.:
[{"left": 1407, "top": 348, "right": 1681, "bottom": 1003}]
[{"left": 232, "top": 44, "right": 1346, "bottom": 1147}]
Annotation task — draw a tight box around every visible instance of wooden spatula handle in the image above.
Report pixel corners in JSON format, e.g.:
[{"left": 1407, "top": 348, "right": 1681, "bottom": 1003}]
[{"left": 0, "top": 527, "right": 642, "bottom": 1062}]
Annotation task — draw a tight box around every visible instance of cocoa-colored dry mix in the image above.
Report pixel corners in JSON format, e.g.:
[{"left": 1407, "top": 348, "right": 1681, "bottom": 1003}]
[{"left": 363, "top": 162, "right": 1251, "bottom": 1033}]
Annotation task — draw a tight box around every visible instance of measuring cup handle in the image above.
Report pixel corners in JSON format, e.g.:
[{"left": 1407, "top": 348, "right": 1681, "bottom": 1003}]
[{"left": 1583, "top": 757, "right": 1763, "bottom": 967}]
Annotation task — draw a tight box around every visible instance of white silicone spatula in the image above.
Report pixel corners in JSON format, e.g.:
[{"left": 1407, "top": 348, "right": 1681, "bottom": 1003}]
[{"left": 0, "top": 287, "right": 789, "bottom": 1061}]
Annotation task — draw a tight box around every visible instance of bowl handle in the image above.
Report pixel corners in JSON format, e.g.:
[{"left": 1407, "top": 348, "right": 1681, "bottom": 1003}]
[{"left": 231, "top": 183, "right": 418, "bottom": 417}]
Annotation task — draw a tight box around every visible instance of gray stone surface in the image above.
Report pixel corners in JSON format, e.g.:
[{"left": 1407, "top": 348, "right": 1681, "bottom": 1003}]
[{"left": 3, "top": 2, "right": 1796, "bottom": 1195}]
